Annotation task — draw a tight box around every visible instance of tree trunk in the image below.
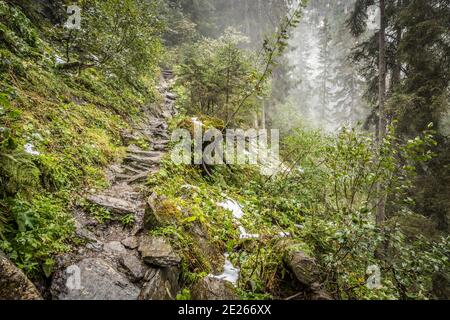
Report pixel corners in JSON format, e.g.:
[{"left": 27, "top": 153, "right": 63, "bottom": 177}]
[
  {"left": 391, "top": 0, "right": 403, "bottom": 90},
  {"left": 261, "top": 101, "right": 267, "bottom": 129},
  {"left": 376, "top": 0, "right": 387, "bottom": 227}
]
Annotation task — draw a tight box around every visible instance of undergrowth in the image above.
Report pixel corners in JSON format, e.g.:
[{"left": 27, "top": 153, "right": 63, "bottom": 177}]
[{"left": 0, "top": 1, "right": 160, "bottom": 277}]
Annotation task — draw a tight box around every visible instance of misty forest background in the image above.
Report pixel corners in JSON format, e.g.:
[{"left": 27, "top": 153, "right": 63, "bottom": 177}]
[{"left": 0, "top": 0, "right": 449, "bottom": 300}]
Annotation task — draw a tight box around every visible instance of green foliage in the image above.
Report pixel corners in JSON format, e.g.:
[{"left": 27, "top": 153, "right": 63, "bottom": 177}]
[
  {"left": 0, "top": 195, "right": 74, "bottom": 276},
  {"left": 175, "top": 288, "right": 191, "bottom": 300},
  {"left": 0, "top": 1, "right": 40, "bottom": 55},
  {"left": 177, "top": 28, "right": 262, "bottom": 123},
  {"left": 57, "top": 0, "right": 164, "bottom": 85},
  {"left": 121, "top": 213, "right": 135, "bottom": 227},
  {"left": 159, "top": 119, "right": 442, "bottom": 298},
  {"left": 249, "top": 125, "right": 444, "bottom": 299}
]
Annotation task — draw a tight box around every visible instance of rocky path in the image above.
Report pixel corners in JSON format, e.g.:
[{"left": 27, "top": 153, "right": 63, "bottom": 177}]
[{"left": 50, "top": 70, "right": 181, "bottom": 300}]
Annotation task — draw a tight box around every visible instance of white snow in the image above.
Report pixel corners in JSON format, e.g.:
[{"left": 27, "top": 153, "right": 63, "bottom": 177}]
[
  {"left": 191, "top": 117, "right": 204, "bottom": 127},
  {"left": 214, "top": 197, "right": 291, "bottom": 284},
  {"left": 55, "top": 55, "right": 65, "bottom": 65},
  {"left": 24, "top": 143, "right": 40, "bottom": 156},
  {"left": 208, "top": 253, "right": 240, "bottom": 285},
  {"left": 276, "top": 231, "right": 291, "bottom": 238},
  {"left": 217, "top": 199, "right": 244, "bottom": 220},
  {"left": 238, "top": 226, "right": 259, "bottom": 240}
]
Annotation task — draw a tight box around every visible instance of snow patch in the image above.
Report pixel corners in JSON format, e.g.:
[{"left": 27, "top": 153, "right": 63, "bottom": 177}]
[
  {"left": 55, "top": 55, "right": 65, "bottom": 65},
  {"left": 191, "top": 117, "right": 203, "bottom": 127},
  {"left": 238, "top": 226, "right": 259, "bottom": 240},
  {"left": 217, "top": 199, "right": 244, "bottom": 220},
  {"left": 24, "top": 143, "right": 40, "bottom": 156},
  {"left": 207, "top": 253, "right": 240, "bottom": 285}
]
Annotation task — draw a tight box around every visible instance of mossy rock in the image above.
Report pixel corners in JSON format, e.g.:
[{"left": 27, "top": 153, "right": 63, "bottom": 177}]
[
  {"left": 0, "top": 251, "right": 42, "bottom": 300},
  {"left": 144, "top": 192, "right": 183, "bottom": 229}
]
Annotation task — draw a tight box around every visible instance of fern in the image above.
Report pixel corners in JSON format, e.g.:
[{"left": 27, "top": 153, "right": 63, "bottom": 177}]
[
  {"left": 0, "top": 151, "right": 40, "bottom": 196},
  {"left": 0, "top": 149, "right": 40, "bottom": 237}
]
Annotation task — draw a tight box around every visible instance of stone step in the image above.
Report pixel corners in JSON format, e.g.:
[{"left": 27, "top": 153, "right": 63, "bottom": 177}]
[
  {"left": 120, "top": 165, "right": 143, "bottom": 175},
  {"left": 124, "top": 154, "right": 162, "bottom": 166},
  {"left": 152, "top": 144, "right": 167, "bottom": 152},
  {"left": 127, "top": 161, "right": 155, "bottom": 171},
  {"left": 127, "top": 171, "right": 153, "bottom": 184},
  {"left": 115, "top": 173, "right": 140, "bottom": 182},
  {"left": 115, "top": 170, "right": 157, "bottom": 184},
  {"left": 127, "top": 146, "right": 163, "bottom": 158},
  {"left": 87, "top": 194, "right": 139, "bottom": 215},
  {"left": 165, "top": 92, "right": 177, "bottom": 101},
  {"left": 51, "top": 258, "right": 140, "bottom": 300},
  {"left": 152, "top": 131, "right": 170, "bottom": 140}
]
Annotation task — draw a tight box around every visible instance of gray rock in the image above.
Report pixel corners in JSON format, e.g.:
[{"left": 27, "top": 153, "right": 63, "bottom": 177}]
[
  {"left": 139, "top": 267, "right": 179, "bottom": 300},
  {"left": 124, "top": 154, "right": 162, "bottom": 166},
  {"left": 165, "top": 93, "right": 177, "bottom": 101},
  {"left": 121, "top": 236, "right": 139, "bottom": 249},
  {"left": 128, "top": 145, "right": 163, "bottom": 158},
  {"left": 87, "top": 194, "right": 137, "bottom": 215},
  {"left": 86, "top": 242, "right": 103, "bottom": 252},
  {"left": 138, "top": 236, "right": 181, "bottom": 267},
  {"left": 282, "top": 245, "right": 332, "bottom": 299},
  {"left": 191, "top": 277, "right": 238, "bottom": 300},
  {"left": 120, "top": 254, "right": 147, "bottom": 281},
  {"left": 311, "top": 288, "right": 333, "bottom": 300},
  {"left": 104, "top": 241, "right": 127, "bottom": 255},
  {"left": 51, "top": 258, "right": 140, "bottom": 300},
  {"left": 0, "top": 251, "right": 42, "bottom": 300}
]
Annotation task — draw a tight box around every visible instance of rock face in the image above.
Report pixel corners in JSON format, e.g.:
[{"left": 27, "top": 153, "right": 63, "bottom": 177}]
[
  {"left": 121, "top": 236, "right": 139, "bottom": 249},
  {"left": 120, "top": 254, "right": 147, "bottom": 281},
  {"left": 139, "top": 267, "right": 180, "bottom": 300},
  {"left": 104, "top": 241, "right": 127, "bottom": 255},
  {"left": 0, "top": 251, "right": 42, "bottom": 300},
  {"left": 191, "top": 277, "right": 238, "bottom": 300},
  {"left": 138, "top": 236, "right": 181, "bottom": 267},
  {"left": 51, "top": 258, "right": 140, "bottom": 300}
]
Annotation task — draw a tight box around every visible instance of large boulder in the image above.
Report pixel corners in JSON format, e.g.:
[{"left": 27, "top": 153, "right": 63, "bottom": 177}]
[
  {"left": 139, "top": 267, "right": 180, "bottom": 300},
  {"left": 191, "top": 277, "right": 238, "bottom": 300},
  {"left": 138, "top": 236, "right": 181, "bottom": 267},
  {"left": 0, "top": 251, "right": 42, "bottom": 300},
  {"left": 50, "top": 258, "right": 140, "bottom": 300}
]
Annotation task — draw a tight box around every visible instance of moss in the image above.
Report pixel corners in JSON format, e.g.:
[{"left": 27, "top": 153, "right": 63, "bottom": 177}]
[{"left": 159, "top": 198, "right": 183, "bottom": 221}]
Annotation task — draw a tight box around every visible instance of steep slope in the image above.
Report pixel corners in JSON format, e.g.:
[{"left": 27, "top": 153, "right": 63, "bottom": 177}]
[
  {"left": 0, "top": 0, "right": 163, "bottom": 291},
  {"left": 50, "top": 71, "right": 180, "bottom": 300}
]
